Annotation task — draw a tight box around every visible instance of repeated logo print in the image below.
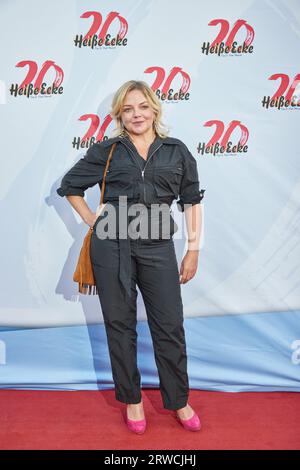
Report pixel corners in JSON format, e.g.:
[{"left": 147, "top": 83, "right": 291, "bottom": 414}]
[
  {"left": 202, "top": 19, "right": 255, "bottom": 56},
  {"left": 197, "top": 120, "right": 249, "bottom": 156},
  {"left": 146, "top": 67, "right": 191, "bottom": 101},
  {"left": 73, "top": 113, "right": 113, "bottom": 149},
  {"left": 10, "top": 60, "right": 64, "bottom": 98},
  {"left": 262, "top": 73, "right": 300, "bottom": 110},
  {"left": 74, "top": 10, "right": 128, "bottom": 49}
]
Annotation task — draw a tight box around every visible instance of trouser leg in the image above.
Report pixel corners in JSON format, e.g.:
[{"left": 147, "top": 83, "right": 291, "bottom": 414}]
[
  {"left": 136, "top": 238, "right": 189, "bottom": 410},
  {"left": 90, "top": 236, "right": 141, "bottom": 404}
]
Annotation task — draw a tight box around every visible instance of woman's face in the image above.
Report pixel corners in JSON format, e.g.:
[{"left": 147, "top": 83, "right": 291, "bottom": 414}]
[{"left": 121, "top": 89, "right": 156, "bottom": 137}]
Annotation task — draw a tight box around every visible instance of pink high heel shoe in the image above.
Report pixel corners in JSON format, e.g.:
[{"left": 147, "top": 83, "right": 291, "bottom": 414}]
[
  {"left": 176, "top": 410, "right": 201, "bottom": 431},
  {"left": 126, "top": 403, "right": 146, "bottom": 434},
  {"left": 126, "top": 416, "right": 147, "bottom": 434}
]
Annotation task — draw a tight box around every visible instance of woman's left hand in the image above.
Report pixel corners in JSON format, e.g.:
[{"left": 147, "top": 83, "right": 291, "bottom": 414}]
[{"left": 179, "top": 251, "right": 199, "bottom": 284}]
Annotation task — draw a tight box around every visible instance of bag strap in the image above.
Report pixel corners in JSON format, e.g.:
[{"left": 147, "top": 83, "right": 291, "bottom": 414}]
[{"left": 99, "top": 142, "right": 117, "bottom": 208}]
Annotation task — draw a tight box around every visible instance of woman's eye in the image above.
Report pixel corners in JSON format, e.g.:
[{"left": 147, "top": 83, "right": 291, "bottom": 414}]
[{"left": 123, "top": 106, "right": 148, "bottom": 112}]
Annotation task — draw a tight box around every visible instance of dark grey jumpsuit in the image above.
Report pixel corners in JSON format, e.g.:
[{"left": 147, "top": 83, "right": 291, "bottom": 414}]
[{"left": 57, "top": 134, "right": 205, "bottom": 410}]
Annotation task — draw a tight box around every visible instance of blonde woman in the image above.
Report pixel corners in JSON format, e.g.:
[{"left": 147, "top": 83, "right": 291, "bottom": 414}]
[{"left": 57, "top": 80, "right": 205, "bottom": 434}]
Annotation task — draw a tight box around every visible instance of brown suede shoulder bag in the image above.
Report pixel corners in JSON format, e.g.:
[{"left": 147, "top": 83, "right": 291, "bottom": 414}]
[{"left": 73, "top": 142, "right": 117, "bottom": 295}]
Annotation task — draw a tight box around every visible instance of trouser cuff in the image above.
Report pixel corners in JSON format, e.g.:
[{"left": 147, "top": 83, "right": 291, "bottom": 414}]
[
  {"left": 162, "top": 399, "right": 189, "bottom": 410},
  {"left": 115, "top": 391, "right": 142, "bottom": 404}
]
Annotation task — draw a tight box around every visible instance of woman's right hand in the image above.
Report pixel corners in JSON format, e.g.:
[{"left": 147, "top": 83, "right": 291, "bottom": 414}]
[
  {"left": 85, "top": 212, "right": 98, "bottom": 228},
  {"left": 65, "top": 196, "right": 103, "bottom": 229},
  {"left": 87, "top": 204, "right": 107, "bottom": 228}
]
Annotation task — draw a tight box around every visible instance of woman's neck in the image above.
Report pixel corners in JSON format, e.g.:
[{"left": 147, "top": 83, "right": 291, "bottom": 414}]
[{"left": 124, "top": 130, "right": 157, "bottom": 146}]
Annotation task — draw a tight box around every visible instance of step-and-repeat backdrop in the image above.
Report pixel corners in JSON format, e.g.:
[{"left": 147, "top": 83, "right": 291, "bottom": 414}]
[{"left": 1, "top": 0, "right": 299, "bottom": 391}]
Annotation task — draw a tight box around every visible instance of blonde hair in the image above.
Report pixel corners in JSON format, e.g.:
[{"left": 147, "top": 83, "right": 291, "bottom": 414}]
[{"left": 109, "top": 80, "right": 170, "bottom": 138}]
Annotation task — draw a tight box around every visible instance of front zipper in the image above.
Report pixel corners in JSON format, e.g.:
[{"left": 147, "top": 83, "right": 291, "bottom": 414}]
[
  {"left": 120, "top": 140, "right": 163, "bottom": 204},
  {"left": 141, "top": 144, "right": 163, "bottom": 203}
]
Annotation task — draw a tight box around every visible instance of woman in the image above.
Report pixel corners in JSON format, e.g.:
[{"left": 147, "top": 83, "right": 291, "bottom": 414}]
[{"left": 57, "top": 80, "right": 205, "bottom": 434}]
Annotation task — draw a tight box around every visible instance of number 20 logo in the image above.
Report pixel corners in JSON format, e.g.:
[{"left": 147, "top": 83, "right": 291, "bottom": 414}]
[{"left": 209, "top": 19, "right": 255, "bottom": 48}]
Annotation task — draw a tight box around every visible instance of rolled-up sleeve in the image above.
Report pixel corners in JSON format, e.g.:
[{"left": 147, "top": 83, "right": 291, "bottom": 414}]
[
  {"left": 57, "top": 143, "right": 105, "bottom": 197},
  {"left": 177, "top": 143, "right": 206, "bottom": 212}
]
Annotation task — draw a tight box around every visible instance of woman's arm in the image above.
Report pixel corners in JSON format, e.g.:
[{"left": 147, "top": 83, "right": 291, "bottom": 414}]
[
  {"left": 179, "top": 203, "right": 202, "bottom": 284},
  {"left": 66, "top": 195, "right": 98, "bottom": 228},
  {"left": 185, "top": 202, "right": 202, "bottom": 251},
  {"left": 57, "top": 143, "right": 107, "bottom": 227},
  {"left": 176, "top": 141, "right": 205, "bottom": 284}
]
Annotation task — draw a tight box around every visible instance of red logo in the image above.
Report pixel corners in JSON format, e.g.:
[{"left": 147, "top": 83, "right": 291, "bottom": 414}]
[
  {"left": 10, "top": 60, "right": 64, "bottom": 98},
  {"left": 262, "top": 73, "right": 300, "bottom": 109},
  {"left": 145, "top": 67, "right": 191, "bottom": 101},
  {"left": 202, "top": 19, "right": 255, "bottom": 55},
  {"left": 74, "top": 11, "right": 128, "bottom": 48},
  {"left": 197, "top": 120, "right": 249, "bottom": 155},
  {"left": 73, "top": 113, "right": 114, "bottom": 149}
]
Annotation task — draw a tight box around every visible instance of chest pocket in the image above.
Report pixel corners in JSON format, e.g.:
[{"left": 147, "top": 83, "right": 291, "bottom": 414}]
[
  {"left": 104, "top": 166, "right": 135, "bottom": 200},
  {"left": 153, "top": 165, "right": 183, "bottom": 199}
]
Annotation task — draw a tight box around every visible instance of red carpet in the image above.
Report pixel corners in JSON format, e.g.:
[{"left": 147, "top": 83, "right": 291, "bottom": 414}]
[{"left": 0, "top": 389, "right": 299, "bottom": 450}]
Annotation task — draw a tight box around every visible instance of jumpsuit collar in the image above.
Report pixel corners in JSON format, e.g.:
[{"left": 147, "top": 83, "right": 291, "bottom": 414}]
[
  {"left": 119, "top": 133, "right": 163, "bottom": 160},
  {"left": 101, "top": 134, "right": 175, "bottom": 150}
]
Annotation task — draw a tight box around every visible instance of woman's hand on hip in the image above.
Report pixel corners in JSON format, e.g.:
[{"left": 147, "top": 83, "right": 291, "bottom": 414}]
[
  {"left": 85, "top": 203, "right": 107, "bottom": 228},
  {"left": 85, "top": 212, "right": 98, "bottom": 228}
]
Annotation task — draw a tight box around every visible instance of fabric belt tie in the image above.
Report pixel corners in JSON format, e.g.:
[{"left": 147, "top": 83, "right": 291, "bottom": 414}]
[
  {"left": 118, "top": 237, "right": 132, "bottom": 302},
  {"left": 114, "top": 201, "right": 173, "bottom": 303}
]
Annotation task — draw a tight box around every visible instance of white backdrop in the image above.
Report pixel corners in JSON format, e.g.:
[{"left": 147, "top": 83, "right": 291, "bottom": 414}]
[{"left": 0, "top": 0, "right": 299, "bottom": 391}]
